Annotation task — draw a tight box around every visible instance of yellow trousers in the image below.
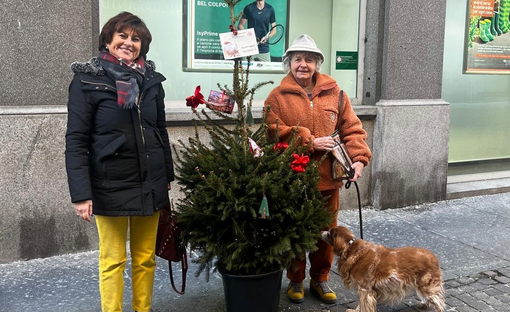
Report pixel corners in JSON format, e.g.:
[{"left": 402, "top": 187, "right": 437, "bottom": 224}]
[{"left": 95, "top": 211, "right": 160, "bottom": 312}]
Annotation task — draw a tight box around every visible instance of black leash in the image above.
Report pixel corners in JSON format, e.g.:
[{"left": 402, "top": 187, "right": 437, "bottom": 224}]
[
  {"left": 334, "top": 89, "right": 363, "bottom": 240},
  {"left": 344, "top": 180, "right": 363, "bottom": 240},
  {"left": 330, "top": 181, "right": 362, "bottom": 280}
]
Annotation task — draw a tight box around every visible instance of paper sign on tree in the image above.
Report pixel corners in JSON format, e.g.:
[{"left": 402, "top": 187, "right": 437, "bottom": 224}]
[{"left": 219, "top": 28, "right": 259, "bottom": 60}]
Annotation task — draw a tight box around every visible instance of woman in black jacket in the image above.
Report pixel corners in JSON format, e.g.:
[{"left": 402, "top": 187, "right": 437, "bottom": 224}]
[{"left": 65, "top": 12, "right": 173, "bottom": 312}]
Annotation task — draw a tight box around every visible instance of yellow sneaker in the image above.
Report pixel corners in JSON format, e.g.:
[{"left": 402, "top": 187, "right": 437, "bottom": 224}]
[
  {"left": 310, "top": 279, "right": 337, "bottom": 304},
  {"left": 287, "top": 281, "right": 304, "bottom": 303}
]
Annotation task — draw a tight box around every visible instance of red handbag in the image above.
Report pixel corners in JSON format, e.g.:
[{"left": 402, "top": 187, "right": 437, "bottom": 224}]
[{"left": 156, "top": 201, "right": 188, "bottom": 295}]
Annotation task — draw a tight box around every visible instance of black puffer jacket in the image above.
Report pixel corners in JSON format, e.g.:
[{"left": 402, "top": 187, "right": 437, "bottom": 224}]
[{"left": 65, "top": 58, "right": 174, "bottom": 216}]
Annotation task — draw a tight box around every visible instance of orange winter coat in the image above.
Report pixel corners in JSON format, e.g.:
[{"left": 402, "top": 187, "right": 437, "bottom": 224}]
[{"left": 264, "top": 72, "right": 372, "bottom": 191}]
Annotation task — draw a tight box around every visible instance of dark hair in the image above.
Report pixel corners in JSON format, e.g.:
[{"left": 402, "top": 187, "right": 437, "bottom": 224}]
[{"left": 98, "top": 12, "right": 152, "bottom": 59}]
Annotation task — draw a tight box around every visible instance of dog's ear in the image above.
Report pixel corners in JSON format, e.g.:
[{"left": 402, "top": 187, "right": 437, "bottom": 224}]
[
  {"left": 330, "top": 228, "right": 350, "bottom": 255},
  {"left": 332, "top": 235, "right": 349, "bottom": 255},
  {"left": 320, "top": 231, "right": 332, "bottom": 246}
]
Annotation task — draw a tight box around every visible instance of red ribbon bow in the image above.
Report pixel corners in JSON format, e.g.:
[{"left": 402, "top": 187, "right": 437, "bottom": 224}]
[
  {"left": 273, "top": 142, "right": 289, "bottom": 153},
  {"left": 186, "top": 85, "right": 205, "bottom": 109},
  {"left": 290, "top": 153, "right": 310, "bottom": 173},
  {"left": 229, "top": 25, "right": 238, "bottom": 36}
]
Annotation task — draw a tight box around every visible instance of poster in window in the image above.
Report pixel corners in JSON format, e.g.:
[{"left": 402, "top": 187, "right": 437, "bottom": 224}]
[
  {"left": 183, "top": 0, "right": 288, "bottom": 72},
  {"left": 464, "top": 0, "right": 510, "bottom": 74}
]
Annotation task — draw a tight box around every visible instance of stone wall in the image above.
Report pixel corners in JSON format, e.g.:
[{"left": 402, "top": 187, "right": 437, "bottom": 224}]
[
  {"left": 0, "top": 0, "right": 99, "bottom": 106},
  {"left": 0, "top": 108, "right": 374, "bottom": 264},
  {"left": 0, "top": 0, "right": 451, "bottom": 263},
  {"left": 364, "top": 0, "right": 450, "bottom": 209}
]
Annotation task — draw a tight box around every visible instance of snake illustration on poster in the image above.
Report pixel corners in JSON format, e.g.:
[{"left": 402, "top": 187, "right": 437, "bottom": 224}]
[
  {"left": 464, "top": 0, "right": 510, "bottom": 74},
  {"left": 184, "top": 0, "right": 289, "bottom": 72}
]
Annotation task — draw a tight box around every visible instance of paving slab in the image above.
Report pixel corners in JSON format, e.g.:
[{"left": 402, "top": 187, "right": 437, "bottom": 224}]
[{"left": 2, "top": 193, "right": 510, "bottom": 311}]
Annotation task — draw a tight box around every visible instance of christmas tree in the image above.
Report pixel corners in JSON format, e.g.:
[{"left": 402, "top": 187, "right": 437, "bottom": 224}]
[{"left": 174, "top": 0, "right": 332, "bottom": 278}]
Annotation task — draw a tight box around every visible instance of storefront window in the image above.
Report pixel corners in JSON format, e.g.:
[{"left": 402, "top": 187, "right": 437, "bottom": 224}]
[
  {"left": 443, "top": 0, "right": 510, "bottom": 167},
  {"left": 101, "top": 0, "right": 363, "bottom": 108}
]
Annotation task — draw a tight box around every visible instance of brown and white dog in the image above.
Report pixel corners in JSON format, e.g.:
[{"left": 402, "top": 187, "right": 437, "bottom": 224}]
[{"left": 321, "top": 226, "right": 445, "bottom": 312}]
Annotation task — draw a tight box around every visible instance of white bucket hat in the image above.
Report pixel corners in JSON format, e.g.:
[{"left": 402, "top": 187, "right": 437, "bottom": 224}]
[{"left": 283, "top": 34, "right": 324, "bottom": 63}]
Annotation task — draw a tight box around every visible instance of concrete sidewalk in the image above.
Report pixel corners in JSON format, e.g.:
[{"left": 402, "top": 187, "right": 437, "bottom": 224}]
[{"left": 1, "top": 192, "right": 510, "bottom": 312}]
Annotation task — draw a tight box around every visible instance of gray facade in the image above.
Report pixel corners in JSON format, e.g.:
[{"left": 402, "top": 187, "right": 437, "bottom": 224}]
[
  {"left": 364, "top": 0, "right": 450, "bottom": 208},
  {"left": 0, "top": 0, "right": 449, "bottom": 263}
]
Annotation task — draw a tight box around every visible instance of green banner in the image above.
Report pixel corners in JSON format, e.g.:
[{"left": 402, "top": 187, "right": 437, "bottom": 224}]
[{"left": 335, "top": 51, "right": 358, "bottom": 70}]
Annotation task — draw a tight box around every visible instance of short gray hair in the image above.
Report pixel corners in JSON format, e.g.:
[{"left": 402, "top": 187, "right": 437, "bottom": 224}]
[{"left": 282, "top": 51, "right": 323, "bottom": 73}]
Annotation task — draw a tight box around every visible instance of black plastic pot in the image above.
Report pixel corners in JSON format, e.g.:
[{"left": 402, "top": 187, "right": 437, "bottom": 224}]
[{"left": 219, "top": 269, "right": 283, "bottom": 312}]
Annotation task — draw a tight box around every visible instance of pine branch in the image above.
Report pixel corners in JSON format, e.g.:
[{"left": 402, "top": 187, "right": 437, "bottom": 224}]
[
  {"left": 218, "top": 83, "right": 234, "bottom": 96},
  {"left": 175, "top": 0, "right": 332, "bottom": 277},
  {"left": 192, "top": 109, "right": 233, "bottom": 147}
]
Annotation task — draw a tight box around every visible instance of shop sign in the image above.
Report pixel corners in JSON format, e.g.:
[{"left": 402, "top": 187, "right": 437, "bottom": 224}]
[
  {"left": 464, "top": 0, "right": 510, "bottom": 74},
  {"left": 183, "top": 0, "right": 288, "bottom": 72},
  {"left": 335, "top": 51, "right": 358, "bottom": 70}
]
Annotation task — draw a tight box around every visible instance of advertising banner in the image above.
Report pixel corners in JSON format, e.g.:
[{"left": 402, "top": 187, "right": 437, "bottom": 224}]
[
  {"left": 465, "top": 0, "right": 510, "bottom": 74},
  {"left": 184, "top": 0, "right": 288, "bottom": 72}
]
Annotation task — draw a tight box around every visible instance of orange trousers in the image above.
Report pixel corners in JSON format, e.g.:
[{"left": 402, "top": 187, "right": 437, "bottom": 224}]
[{"left": 286, "top": 188, "right": 339, "bottom": 283}]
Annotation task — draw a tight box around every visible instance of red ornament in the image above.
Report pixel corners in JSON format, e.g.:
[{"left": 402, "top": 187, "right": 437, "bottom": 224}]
[
  {"left": 186, "top": 85, "right": 205, "bottom": 109},
  {"left": 248, "top": 137, "right": 263, "bottom": 158},
  {"left": 273, "top": 142, "right": 288, "bottom": 153},
  {"left": 290, "top": 153, "right": 309, "bottom": 173},
  {"left": 228, "top": 25, "right": 238, "bottom": 36}
]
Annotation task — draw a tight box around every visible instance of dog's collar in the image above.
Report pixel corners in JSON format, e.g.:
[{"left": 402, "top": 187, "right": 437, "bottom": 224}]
[{"left": 348, "top": 238, "right": 356, "bottom": 245}]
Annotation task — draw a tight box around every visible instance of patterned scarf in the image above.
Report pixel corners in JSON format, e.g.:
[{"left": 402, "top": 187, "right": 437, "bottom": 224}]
[{"left": 98, "top": 51, "right": 146, "bottom": 109}]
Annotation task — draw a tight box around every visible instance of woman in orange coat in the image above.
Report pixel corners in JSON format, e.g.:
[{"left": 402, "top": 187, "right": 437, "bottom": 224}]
[{"left": 264, "top": 34, "right": 372, "bottom": 304}]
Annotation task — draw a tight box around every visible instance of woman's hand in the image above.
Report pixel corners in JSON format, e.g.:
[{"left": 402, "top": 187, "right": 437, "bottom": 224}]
[
  {"left": 74, "top": 200, "right": 93, "bottom": 222},
  {"left": 313, "top": 136, "right": 336, "bottom": 151},
  {"left": 349, "top": 161, "right": 364, "bottom": 182}
]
